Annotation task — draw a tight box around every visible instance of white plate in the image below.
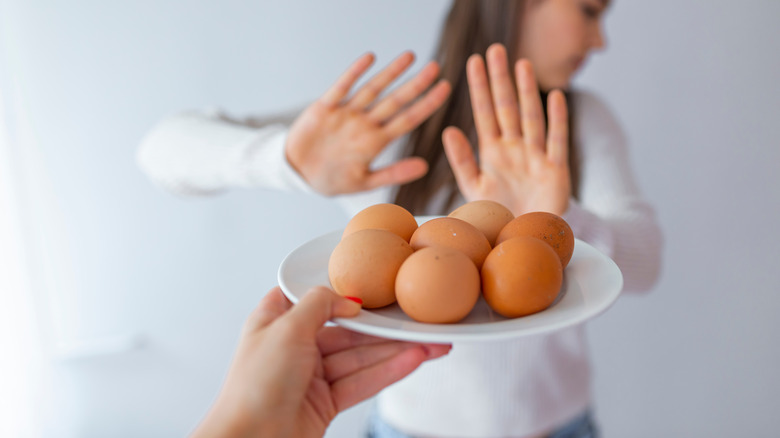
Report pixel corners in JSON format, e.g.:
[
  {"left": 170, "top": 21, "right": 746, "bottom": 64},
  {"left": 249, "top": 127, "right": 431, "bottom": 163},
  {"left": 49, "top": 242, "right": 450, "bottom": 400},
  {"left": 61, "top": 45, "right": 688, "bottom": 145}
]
[{"left": 278, "top": 220, "right": 623, "bottom": 343}]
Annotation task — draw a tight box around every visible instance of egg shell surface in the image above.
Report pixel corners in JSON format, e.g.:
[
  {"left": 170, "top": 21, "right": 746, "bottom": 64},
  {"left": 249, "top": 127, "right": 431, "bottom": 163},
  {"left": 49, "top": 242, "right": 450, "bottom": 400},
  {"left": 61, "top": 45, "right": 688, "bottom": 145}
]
[
  {"left": 481, "top": 236, "right": 563, "bottom": 318},
  {"left": 342, "top": 203, "right": 418, "bottom": 242},
  {"left": 496, "top": 211, "right": 575, "bottom": 268},
  {"left": 395, "top": 246, "right": 481, "bottom": 324},
  {"left": 328, "top": 228, "right": 413, "bottom": 308},
  {"left": 409, "top": 217, "right": 492, "bottom": 269},
  {"left": 448, "top": 200, "right": 514, "bottom": 246}
]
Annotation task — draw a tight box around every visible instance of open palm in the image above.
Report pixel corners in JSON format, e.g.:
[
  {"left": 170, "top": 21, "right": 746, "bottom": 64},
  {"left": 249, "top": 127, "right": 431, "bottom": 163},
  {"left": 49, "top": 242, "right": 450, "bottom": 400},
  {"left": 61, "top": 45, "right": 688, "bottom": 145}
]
[
  {"left": 286, "top": 52, "right": 451, "bottom": 196},
  {"left": 443, "top": 44, "right": 571, "bottom": 216}
]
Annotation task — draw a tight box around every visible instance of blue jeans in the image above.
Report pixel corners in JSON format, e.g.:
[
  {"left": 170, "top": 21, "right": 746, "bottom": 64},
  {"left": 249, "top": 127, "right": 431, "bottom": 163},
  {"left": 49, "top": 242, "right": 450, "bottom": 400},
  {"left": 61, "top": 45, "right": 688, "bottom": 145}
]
[{"left": 366, "top": 407, "right": 599, "bottom": 438}]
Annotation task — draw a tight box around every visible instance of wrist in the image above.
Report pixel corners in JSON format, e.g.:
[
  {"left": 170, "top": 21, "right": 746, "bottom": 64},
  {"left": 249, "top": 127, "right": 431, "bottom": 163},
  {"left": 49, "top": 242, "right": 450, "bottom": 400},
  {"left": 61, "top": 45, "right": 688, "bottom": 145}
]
[{"left": 192, "top": 396, "right": 283, "bottom": 438}]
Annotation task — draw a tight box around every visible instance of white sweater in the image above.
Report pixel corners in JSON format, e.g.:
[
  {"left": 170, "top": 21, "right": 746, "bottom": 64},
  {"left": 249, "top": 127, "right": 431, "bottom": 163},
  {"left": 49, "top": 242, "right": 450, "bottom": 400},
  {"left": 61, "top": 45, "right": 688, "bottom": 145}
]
[{"left": 138, "top": 91, "right": 662, "bottom": 438}]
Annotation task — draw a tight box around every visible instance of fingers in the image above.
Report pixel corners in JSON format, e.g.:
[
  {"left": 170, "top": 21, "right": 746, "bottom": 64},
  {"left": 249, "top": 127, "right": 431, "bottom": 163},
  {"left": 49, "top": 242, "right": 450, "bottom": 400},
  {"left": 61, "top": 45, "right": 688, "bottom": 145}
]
[
  {"left": 325, "top": 341, "right": 452, "bottom": 382},
  {"left": 321, "top": 52, "right": 451, "bottom": 145},
  {"left": 320, "top": 52, "right": 376, "bottom": 108},
  {"left": 364, "top": 156, "right": 429, "bottom": 191},
  {"left": 317, "top": 326, "right": 390, "bottom": 356},
  {"left": 466, "top": 54, "right": 500, "bottom": 142},
  {"left": 486, "top": 44, "right": 521, "bottom": 140},
  {"left": 283, "top": 286, "right": 362, "bottom": 339},
  {"left": 330, "top": 343, "right": 451, "bottom": 412},
  {"left": 381, "top": 79, "right": 451, "bottom": 139},
  {"left": 323, "top": 341, "right": 422, "bottom": 382},
  {"left": 515, "top": 59, "right": 546, "bottom": 152},
  {"left": 368, "top": 60, "right": 441, "bottom": 123},
  {"left": 546, "top": 90, "right": 569, "bottom": 166},
  {"left": 349, "top": 51, "right": 416, "bottom": 110},
  {"left": 442, "top": 127, "right": 479, "bottom": 192},
  {"left": 243, "top": 287, "right": 293, "bottom": 333}
]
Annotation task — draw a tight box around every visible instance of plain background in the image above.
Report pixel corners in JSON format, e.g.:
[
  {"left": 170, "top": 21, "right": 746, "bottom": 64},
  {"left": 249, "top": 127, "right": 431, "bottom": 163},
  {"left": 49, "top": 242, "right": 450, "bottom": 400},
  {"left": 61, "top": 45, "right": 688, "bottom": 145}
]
[{"left": 2, "top": 0, "right": 779, "bottom": 437}]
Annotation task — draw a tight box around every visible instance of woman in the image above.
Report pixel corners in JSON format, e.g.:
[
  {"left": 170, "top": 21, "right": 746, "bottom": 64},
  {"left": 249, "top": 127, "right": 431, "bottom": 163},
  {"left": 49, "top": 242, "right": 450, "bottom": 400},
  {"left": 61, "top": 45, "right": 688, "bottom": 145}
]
[{"left": 139, "top": 1, "right": 662, "bottom": 436}]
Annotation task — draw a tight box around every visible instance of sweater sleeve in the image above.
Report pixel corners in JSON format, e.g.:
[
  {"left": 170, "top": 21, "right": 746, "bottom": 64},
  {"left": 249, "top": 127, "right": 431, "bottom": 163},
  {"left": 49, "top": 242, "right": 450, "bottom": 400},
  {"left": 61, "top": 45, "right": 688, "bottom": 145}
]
[
  {"left": 136, "top": 108, "right": 313, "bottom": 196},
  {"left": 562, "top": 91, "right": 663, "bottom": 294}
]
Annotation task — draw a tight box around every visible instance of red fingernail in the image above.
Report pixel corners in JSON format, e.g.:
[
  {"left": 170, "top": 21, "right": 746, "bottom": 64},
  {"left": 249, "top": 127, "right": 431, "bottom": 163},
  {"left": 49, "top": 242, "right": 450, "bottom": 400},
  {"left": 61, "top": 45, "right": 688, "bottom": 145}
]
[{"left": 345, "top": 296, "right": 363, "bottom": 305}]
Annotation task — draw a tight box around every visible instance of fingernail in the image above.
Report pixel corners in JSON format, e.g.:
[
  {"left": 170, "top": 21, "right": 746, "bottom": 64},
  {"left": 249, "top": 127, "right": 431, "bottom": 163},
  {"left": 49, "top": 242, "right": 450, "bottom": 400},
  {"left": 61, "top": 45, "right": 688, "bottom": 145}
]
[
  {"left": 345, "top": 296, "right": 363, "bottom": 305},
  {"left": 423, "top": 344, "right": 452, "bottom": 359}
]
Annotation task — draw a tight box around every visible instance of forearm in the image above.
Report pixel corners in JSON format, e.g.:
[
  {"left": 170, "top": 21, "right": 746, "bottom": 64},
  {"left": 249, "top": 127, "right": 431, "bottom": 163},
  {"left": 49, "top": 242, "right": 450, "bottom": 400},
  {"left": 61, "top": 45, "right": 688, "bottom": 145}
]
[
  {"left": 564, "top": 199, "right": 663, "bottom": 293},
  {"left": 191, "top": 407, "right": 258, "bottom": 438},
  {"left": 191, "top": 386, "right": 290, "bottom": 438},
  {"left": 137, "top": 111, "right": 312, "bottom": 196}
]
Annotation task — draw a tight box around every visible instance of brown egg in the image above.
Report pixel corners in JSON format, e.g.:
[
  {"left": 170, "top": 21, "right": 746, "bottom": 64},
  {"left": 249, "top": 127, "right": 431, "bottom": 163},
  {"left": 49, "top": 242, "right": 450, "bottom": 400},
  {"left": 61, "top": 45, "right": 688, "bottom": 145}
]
[
  {"left": 395, "top": 246, "right": 480, "bottom": 324},
  {"left": 409, "top": 217, "right": 492, "bottom": 269},
  {"left": 448, "top": 200, "right": 515, "bottom": 246},
  {"left": 496, "top": 211, "right": 575, "bottom": 268},
  {"left": 342, "top": 203, "right": 418, "bottom": 242},
  {"left": 481, "top": 236, "right": 563, "bottom": 318},
  {"left": 328, "top": 229, "right": 413, "bottom": 308}
]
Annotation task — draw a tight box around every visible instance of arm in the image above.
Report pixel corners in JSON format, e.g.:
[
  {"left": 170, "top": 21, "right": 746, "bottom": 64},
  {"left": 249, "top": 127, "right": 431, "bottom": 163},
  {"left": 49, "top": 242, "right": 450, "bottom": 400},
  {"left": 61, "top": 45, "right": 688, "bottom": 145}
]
[
  {"left": 442, "top": 44, "right": 661, "bottom": 294},
  {"left": 137, "top": 51, "right": 451, "bottom": 199},
  {"left": 136, "top": 108, "right": 312, "bottom": 196},
  {"left": 191, "top": 287, "right": 451, "bottom": 438},
  {"left": 564, "top": 91, "right": 663, "bottom": 294}
]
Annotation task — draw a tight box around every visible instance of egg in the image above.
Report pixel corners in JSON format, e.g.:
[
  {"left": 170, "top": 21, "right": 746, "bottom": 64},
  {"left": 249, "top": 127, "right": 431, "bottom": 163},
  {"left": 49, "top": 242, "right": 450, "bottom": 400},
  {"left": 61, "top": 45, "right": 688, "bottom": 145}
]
[
  {"left": 448, "top": 200, "right": 514, "bottom": 246},
  {"left": 328, "top": 228, "right": 413, "bottom": 308},
  {"left": 496, "top": 211, "right": 575, "bottom": 268},
  {"left": 395, "top": 246, "right": 480, "bottom": 323},
  {"left": 342, "top": 203, "right": 418, "bottom": 242},
  {"left": 409, "top": 217, "right": 492, "bottom": 269},
  {"left": 481, "top": 236, "right": 563, "bottom": 318}
]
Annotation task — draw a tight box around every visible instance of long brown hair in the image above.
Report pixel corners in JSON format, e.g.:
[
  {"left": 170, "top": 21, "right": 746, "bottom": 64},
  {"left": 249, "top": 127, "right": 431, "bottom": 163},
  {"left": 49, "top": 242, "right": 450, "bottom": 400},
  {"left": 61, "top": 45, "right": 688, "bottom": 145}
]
[{"left": 393, "top": 0, "right": 579, "bottom": 214}]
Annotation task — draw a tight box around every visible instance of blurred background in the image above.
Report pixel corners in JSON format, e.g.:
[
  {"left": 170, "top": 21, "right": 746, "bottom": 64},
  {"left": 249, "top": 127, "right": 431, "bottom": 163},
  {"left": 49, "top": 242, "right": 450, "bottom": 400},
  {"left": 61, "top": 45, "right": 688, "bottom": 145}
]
[{"left": 1, "top": 0, "right": 779, "bottom": 437}]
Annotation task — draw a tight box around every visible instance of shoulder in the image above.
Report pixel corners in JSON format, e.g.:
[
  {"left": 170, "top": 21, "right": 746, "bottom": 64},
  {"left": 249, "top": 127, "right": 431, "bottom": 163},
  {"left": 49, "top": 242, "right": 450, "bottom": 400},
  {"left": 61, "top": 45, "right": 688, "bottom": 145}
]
[{"left": 569, "top": 89, "right": 627, "bottom": 145}]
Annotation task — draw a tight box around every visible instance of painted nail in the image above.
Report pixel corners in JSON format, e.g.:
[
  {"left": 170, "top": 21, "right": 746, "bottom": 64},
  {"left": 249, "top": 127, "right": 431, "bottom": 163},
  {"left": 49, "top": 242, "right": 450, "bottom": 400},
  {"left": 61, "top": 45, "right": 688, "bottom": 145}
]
[
  {"left": 423, "top": 344, "right": 452, "bottom": 359},
  {"left": 345, "top": 296, "right": 363, "bottom": 305}
]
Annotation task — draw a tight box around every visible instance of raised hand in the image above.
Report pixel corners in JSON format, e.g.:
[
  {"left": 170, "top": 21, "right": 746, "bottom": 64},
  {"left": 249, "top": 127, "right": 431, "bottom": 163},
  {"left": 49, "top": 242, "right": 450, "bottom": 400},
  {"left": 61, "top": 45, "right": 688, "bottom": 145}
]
[
  {"left": 442, "top": 44, "right": 571, "bottom": 216},
  {"left": 286, "top": 52, "right": 451, "bottom": 196}
]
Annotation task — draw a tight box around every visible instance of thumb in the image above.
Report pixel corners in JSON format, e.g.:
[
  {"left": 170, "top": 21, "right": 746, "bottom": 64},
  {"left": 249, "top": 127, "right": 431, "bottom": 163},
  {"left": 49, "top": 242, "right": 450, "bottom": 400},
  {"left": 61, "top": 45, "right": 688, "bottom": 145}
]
[
  {"left": 443, "top": 126, "right": 480, "bottom": 191},
  {"left": 243, "top": 287, "right": 294, "bottom": 333},
  {"left": 284, "top": 286, "right": 362, "bottom": 338}
]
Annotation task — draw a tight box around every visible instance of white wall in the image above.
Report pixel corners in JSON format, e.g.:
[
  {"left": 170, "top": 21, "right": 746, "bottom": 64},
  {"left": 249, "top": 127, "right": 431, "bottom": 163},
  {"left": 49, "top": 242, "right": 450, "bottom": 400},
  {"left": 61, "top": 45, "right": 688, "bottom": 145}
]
[
  {"left": 578, "top": 2, "right": 780, "bottom": 437},
  {"left": 1, "top": 0, "right": 778, "bottom": 437}
]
